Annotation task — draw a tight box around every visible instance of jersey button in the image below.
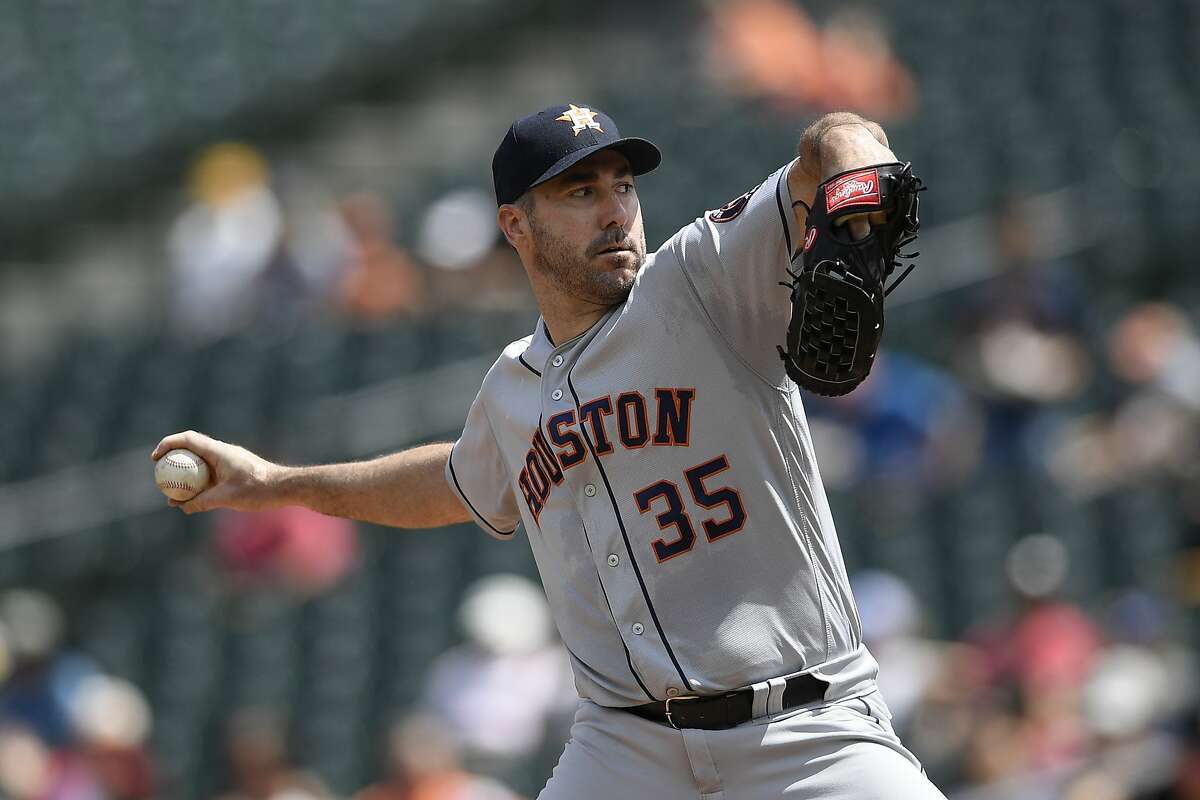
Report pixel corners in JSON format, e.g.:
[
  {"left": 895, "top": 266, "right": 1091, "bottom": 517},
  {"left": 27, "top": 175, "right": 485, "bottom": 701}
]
[
  {"left": 666, "top": 687, "right": 681, "bottom": 698},
  {"left": 552, "top": 355, "right": 564, "bottom": 367},
  {"left": 584, "top": 484, "right": 597, "bottom": 497},
  {"left": 631, "top": 623, "right": 644, "bottom": 635},
  {"left": 606, "top": 554, "right": 619, "bottom": 567},
  {"left": 551, "top": 389, "right": 563, "bottom": 401}
]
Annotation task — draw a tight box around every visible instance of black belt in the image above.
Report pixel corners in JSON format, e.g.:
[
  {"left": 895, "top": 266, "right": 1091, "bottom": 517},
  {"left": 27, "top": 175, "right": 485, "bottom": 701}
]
[{"left": 624, "top": 673, "right": 829, "bottom": 731}]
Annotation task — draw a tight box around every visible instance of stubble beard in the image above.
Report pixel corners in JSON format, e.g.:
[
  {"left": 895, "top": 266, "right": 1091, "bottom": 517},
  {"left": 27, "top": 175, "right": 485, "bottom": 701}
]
[{"left": 528, "top": 215, "right": 646, "bottom": 307}]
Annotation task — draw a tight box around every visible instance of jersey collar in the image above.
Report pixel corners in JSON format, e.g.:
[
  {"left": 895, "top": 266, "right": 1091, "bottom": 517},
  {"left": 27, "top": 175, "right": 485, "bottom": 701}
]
[
  {"left": 526, "top": 308, "right": 621, "bottom": 373},
  {"left": 522, "top": 317, "right": 556, "bottom": 371}
]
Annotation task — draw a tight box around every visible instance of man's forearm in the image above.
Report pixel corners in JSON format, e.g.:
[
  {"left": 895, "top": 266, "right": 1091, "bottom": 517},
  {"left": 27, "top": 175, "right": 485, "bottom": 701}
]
[{"left": 276, "top": 442, "right": 470, "bottom": 529}]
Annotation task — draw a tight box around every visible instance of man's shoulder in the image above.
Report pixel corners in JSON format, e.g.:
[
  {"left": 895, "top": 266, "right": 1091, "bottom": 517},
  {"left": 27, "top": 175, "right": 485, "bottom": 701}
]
[
  {"left": 478, "top": 334, "right": 541, "bottom": 396},
  {"left": 500, "top": 333, "right": 536, "bottom": 362}
]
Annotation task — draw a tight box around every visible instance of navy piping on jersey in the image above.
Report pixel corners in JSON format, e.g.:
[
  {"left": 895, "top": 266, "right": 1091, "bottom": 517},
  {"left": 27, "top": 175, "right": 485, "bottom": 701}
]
[
  {"left": 775, "top": 168, "right": 801, "bottom": 262},
  {"left": 557, "top": 542, "right": 655, "bottom": 701},
  {"left": 532, "top": 412, "right": 652, "bottom": 700},
  {"left": 447, "top": 446, "right": 516, "bottom": 537},
  {"left": 518, "top": 353, "right": 542, "bottom": 377},
  {"left": 858, "top": 697, "right": 882, "bottom": 726},
  {"left": 624, "top": 649, "right": 654, "bottom": 700},
  {"left": 558, "top": 640, "right": 626, "bottom": 699},
  {"left": 566, "top": 370, "right": 692, "bottom": 692},
  {"left": 534, "top": 406, "right": 655, "bottom": 702},
  {"left": 575, "top": 515, "right": 656, "bottom": 701}
]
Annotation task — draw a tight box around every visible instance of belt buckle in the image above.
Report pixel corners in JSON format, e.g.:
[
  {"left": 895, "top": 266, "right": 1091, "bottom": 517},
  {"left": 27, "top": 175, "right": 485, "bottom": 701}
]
[{"left": 663, "top": 695, "right": 701, "bottom": 730}]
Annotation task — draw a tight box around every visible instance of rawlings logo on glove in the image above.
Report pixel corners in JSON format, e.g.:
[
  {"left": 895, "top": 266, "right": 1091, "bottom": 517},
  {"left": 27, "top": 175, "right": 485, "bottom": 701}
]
[{"left": 824, "top": 169, "right": 881, "bottom": 212}]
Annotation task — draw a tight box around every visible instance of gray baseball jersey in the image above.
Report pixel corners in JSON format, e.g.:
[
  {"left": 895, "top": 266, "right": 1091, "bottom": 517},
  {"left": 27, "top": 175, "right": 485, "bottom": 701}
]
[{"left": 446, "top": 159, "right": 879, "bottom": 708}]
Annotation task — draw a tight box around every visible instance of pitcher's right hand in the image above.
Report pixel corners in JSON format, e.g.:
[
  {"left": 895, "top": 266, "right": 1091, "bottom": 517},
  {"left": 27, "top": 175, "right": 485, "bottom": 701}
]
[{"left": 152, "top": 431, "right": 284, "bottom": 514}]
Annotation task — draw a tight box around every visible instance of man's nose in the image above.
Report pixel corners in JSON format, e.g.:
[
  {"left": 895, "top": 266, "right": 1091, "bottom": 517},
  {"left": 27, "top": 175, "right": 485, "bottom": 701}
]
[{"left": 598, "top": 189, "right": 630, "bottom": 230}]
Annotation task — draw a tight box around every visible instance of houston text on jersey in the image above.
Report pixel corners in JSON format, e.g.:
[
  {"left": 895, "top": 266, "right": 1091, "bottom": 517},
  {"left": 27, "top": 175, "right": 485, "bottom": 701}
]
[{"left": 518, "top": 388, "right": 695, "bottom": 521}]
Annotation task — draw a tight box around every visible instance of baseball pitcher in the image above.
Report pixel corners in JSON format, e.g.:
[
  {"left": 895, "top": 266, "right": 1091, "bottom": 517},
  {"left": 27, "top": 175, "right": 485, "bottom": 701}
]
[{"left": 154, "top": 102, "right": 940, "bottom": 799}]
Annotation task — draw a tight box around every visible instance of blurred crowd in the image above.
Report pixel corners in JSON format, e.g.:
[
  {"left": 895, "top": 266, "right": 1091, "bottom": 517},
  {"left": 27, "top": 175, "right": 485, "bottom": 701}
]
[
  {"left": 0, "top": 571, "right": 574, "bottom": 800},
  {"left": 3, "top": 552, "right": 1198, "bottom": 799},
  {"left": 707, "top": 0, "right": 914, "bottom": 118},
  {"left": 0, "top": 589, "right": 155, "bottom": 800},
  {"left": 857, "top": 536, "right": 1199, "bottom": 800},
  {"left": 165, "top": 142, "right": 532, "bottom": 345}
]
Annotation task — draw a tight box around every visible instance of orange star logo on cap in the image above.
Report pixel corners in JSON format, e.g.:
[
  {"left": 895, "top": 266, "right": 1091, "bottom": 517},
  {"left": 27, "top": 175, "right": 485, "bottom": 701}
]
[{"left": 555, "top": 104, "right": 603, "bottom": 136}]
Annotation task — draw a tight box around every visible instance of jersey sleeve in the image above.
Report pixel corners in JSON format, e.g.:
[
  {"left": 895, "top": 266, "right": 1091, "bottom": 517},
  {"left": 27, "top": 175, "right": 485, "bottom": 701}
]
[
  {"left": 445, "top": 388, "right": 521, "bottom": 540},
  {"left": 668, "top": 158, "right": 804, "bottom": 382}
]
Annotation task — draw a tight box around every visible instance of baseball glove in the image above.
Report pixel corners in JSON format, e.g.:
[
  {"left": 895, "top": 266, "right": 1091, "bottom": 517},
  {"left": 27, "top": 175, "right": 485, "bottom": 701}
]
[{"left": 778, "top": 162, "right": 924, "bottom": 396}]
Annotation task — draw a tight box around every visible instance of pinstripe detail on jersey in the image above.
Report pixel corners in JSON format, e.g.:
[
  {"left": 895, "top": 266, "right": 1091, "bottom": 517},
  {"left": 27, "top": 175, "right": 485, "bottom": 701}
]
[
  {"left": 567, "top": 371, "right": 692, "bottom": 691},
  {"left": 447, "top": 446, "right": 516, "bottom": 537}
]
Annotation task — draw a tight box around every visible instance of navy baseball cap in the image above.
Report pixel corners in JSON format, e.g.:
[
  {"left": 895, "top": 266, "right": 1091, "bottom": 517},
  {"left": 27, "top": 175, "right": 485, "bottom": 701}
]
[{"left": 492, "top": 102, "right": 661, "bottom": 206}]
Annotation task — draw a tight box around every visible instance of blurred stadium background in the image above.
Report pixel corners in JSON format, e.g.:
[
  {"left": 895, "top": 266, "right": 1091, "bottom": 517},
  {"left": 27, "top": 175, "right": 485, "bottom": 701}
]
[{"left": 0, "top": 0, "right": 1198, "bottom": 797}]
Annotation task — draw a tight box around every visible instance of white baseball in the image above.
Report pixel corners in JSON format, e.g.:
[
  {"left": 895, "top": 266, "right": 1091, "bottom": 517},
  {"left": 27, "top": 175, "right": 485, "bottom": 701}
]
[{"left": 155, "top": 449, "right": 211, "bottom": 501}]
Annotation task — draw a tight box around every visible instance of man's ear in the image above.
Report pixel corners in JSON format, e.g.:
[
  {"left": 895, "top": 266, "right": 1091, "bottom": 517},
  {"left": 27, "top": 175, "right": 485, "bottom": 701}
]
[{"left": 497, "top": 204, "right": 527, "bottom": 249}]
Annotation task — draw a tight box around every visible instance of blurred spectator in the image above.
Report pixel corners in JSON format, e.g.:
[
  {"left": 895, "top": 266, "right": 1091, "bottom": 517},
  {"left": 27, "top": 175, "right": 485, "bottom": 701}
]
[
  {"left": 218, "top": 708, "right": 330, "bottom": 800},
  {"left": 1048, "top": 302, "right": 1200, "bottom": 498},
  {"left": 69, "top": 674, "right": 156, "bottom": 799},
  {"left": 807, "top": 351, "right": 983, "bottom": 490},
  {"left": 0, "top": 722, "right": 102, "bottom": 800},
  {"left": 1062, "top": 768, "right": 1132, "bottom": 800},
  {"left": 960, "top": 709, "right": 1032, "bottom": 788},
  {"left": 1144, "top": 705, "right": 1200, "bottom": 800},
  {"left": 167, "top": 143, "right": 352, "bottom": 342},
  {"left": 953, "top": 196, "right": 1090, "bottom": 470},
  {"left": 852, "top": 570, "right": 995, "bottom": 789},
  {"left": 1097, "top": 590, "right": 1197, "bottom": 729},
  {"left": 167, "top": 143, "right": 286, "bottom": 342},
  {"left": 852, "top": 569, "right": 949, "bottom": 730},
  {"left": 1084, "top": 644, "right": 1171, "bottom": 742},
  {"left": 355, "top": 714, "right": 519, "bottom": 800},
  {"left": 1108, "top": 303, "right": 1200, "bottom": 413},
  {"left": 901, "top": 645, "right": 991, "bottom": 789},
  {"left": 337, "top": 192, "right": 426, "bottom": 322},
  {"left": 0, "top": 590, "right": 159, "bottom": 799},
  {"left": 996, "top": 535, "right": 1100, "bottom": 696},
  {"left": 425, "top": 244, "right": 533, "bottom": 312},
  {"left": 706, "top": 0, "right": 914, "bottom": 118},
  {"left": 966, "top": 535, "right": 1100, "bottom": 778},
  {"left": 1106, "top": 304, "right": 1200, "bottom": 488},
  {"left": 275, "top": 166, "right": 355, "bottom": 314},
  {"left": 0, "top": 590, "right": 99, "bottom": 750},
  {"left": 416, "top": 189, "right": 496, "bottom": 274},
  {"left": 423, "top": 575, "right": 574, "bottom": 783},
  {"left": 418, "top": 189, "right": 532, "bottom": 312},
  {"left": 214, "top": 507, "right": 358, "bottom": 597}
]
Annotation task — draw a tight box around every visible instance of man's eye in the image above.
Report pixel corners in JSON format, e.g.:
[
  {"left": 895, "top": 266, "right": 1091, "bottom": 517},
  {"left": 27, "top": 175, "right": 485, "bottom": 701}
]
[
  {"left": 616, "top": 182, "right": 634, "bottom": 193},
  {"left": 570, "top": 187, "right": 592, "bottom": 197}
]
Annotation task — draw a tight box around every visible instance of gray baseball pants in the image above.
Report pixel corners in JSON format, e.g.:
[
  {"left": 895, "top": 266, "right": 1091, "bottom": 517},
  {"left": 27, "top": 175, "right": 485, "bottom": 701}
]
[{"left": 539, "top": 690, "right": 947, "bottom": 799}]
